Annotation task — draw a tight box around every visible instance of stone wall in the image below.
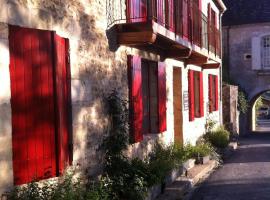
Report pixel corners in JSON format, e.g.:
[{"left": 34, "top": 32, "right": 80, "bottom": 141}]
[
  {"left": 223, "top": 23, "right": 270, "bottom": 134},
  {"left": 222, "top": 84, "right": 239, "bottom": 134},
  {"left": 0, "top": 0, "right": 222, "bottom": 194}
]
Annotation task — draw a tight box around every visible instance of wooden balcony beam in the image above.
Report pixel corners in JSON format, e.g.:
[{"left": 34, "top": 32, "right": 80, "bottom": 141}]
[
  {"left": 202, "top": 63, "right": 220, "bottom": 69},
  {"left": 118, "top": 31, "right": 157, "bottom": 45},
  {"left": 165, "top": 48, "right": 192, "bottom": 59},
  {"left": 186, "top": 57, "right": 208, "bottom": 65}
]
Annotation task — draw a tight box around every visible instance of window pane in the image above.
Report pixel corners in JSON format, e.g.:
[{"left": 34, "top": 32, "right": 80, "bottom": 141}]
[
  {"left": 194, "top": 72, "right": 200, "bottom": 117},
  {"left": 141, "top": 61, "right": 150, "bottom": 134},
  {"left": 262, "top": 36, "right": 270, "bottom": 69},
  {"left": 149, "top": 62, "right": 159, "bottom": 133}
]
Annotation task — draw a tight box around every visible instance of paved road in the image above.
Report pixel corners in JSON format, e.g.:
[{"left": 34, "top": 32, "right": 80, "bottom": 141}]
[{"left": 190, "top": 134, "right": 270, "bottom": 200}]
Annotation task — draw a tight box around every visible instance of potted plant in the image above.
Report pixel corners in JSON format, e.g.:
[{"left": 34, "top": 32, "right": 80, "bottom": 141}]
[{"left": 193, "top": 143, "right": 212, "bottom": 165}]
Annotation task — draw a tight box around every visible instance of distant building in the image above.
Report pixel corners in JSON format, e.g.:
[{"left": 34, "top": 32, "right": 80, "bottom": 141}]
[{"left": 222, "top": 0, "right": 270, "bottom": 134}]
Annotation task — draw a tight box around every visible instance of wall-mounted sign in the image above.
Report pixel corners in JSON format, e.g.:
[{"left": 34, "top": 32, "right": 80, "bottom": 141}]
[{"left": 183, "top": 91, "right": 189, "bottom": 111}]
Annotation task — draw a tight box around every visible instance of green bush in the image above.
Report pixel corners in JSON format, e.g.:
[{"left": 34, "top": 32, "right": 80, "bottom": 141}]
[
  {"left": 7, "top": 172, "right": 110, "bottom": 200},
  {"left": 205, "top": 126, "right": 230, "bottom": 149},
  {"left": 192, "top": 143, "right": 212, "bottom": 157}
]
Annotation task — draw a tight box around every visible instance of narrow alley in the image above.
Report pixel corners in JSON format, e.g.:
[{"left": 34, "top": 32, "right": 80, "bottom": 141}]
[{"left": 191, "top": 134, "right": 270, "bottom": 200}]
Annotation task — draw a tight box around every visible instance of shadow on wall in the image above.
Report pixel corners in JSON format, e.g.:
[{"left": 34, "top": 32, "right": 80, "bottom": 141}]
[{"left": 0, "top": 0, "right": 132, "bottom": 183}]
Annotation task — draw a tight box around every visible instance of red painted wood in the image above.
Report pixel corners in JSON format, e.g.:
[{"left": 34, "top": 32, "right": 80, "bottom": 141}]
[
  {"left": 214, "top": 75, "right": 219, "bottom": 111},
  {"left": 128, "top": 55, "right": 143, "bottom": 143},
  {"left": 182, "top": 0, "right": 189, "bottom": 39},
  {"left": 65, "top": 39, "right": 73, "bottom": 165},
  {"left": 208, "top": 75, "right": 213, "bottom": 113},
  {"left": 199, "top": 71, "right": 204, "bottom": 117},
  {"left": 157, "top": 0, "right": 165, "bottom": 25},
  {"left": 188, "top": 70, "right": 195, "bottom": 121},
  {"left": 126, "top": 0, "right": 147, "bottom": 23},
  {"left": 158, "top": 62, "right": 167, "bottom": 132},
  {"left": 166, "top": 0, "right": 175, "bottom": 31},
  {"left": 53, "top": 33, "right": 70, "bottom": 174},
  {"left": 9, "top": 26, "right": 57, "bottom": 185}
]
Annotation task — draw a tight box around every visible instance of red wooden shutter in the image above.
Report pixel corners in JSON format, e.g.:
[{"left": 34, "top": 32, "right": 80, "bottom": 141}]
[
  {"left": 53, "top": 33, "right": 71, "bottom": 174},
  {"left": 188, "top": 0, "right": 193, "bottom": 41},
  {"left": 208, "top": 74, "right": 213, "bottom": 112},
  {"left": 128, "top": 55, "right": 143, "bottom": 143},
  {"left": 157, "top": 0, "right": 165, "bottom": 25},
  {"left": 214, "top": 75, "right": 219, "bottom": 111},
  {"left": 207, "top": 3, "right": 211, "bottom": 50},
  {"left": 199, "top": 71, "right": 204, "bottom": 117},
  {"left": 166, "top": 0, "right": 175, "bottom": 31},
  {"left": 127, "top": 0, "right": 147, "bottom": 23},
  {"left": 188, "top": 70, "right": 195, "bottom": 121},
  {"left": 158, "top": 62, "right": 167, "bottom": 132},
  {"left": 9, "top": 26, "right": 57, "bottom": 185}
]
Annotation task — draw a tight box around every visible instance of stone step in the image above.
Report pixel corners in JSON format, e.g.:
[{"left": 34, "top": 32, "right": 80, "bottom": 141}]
[{"left": 155, "top": 160, "right": 217, "bottom": 200}]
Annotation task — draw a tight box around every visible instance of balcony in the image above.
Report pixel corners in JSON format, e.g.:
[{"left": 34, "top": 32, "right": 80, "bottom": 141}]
[{"left": 107, "top": 0, "right": 221, "bottom": 66}]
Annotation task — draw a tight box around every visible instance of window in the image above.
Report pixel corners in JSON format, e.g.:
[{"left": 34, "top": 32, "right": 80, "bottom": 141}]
[
  {"left": 141, "top": 60, "right": 159, "bottom": 134},
  {"left": 188, "top": 70, "right": 204, "bottom": 121},
  {"left": 128, "top": 56, "right": 167, "bottom": 143},
  {"left": 208, "top": 74, "right": 219, "bottom": 112},
  {"left": 261, "top": 35, "right": 270, "bottom": 69},
  {"left": 9, "top": 26, "right": 71, "bottom": 185}
]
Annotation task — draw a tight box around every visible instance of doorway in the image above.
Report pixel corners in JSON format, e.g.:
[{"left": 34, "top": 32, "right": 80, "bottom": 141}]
[
  {"left": 252, "top": 91, "right": 270, "bottom": 132},
  {"left": 173, "top": 67, "right": 183, "bottom": 145}
]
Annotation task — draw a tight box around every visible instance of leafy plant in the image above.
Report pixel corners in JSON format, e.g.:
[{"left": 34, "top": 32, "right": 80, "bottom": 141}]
[
  {"left": 7, "top": 171, "right": 110, "bottom": 200},
  {"left": 205, "top": 126, "right": 230, "bottom": 149},
  {"left": 205, "top": 117, "right": 217, "bottom": 133},
  {"left": 102, "top": 90, "right": 149, "bottom": 200},
  {"left": 238, "top": 90, "right": 249, "bottom": 114}
]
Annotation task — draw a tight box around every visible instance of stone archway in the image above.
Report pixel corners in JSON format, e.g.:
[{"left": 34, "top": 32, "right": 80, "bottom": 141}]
[{"left": 249, "top": 90, "right": 270, "bottom": 133}]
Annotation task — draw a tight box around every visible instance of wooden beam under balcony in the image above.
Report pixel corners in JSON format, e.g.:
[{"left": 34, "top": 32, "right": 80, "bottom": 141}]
[
  {"left": 165, "top": 48, "right": 192, "bottom": 59},
  {"left": 202, "top": 63, "right": 221, "bottom": 69},
  {"left": 118, "top": 31, "right": 157, "bottom": 45},
  {"left": 186, "top": 57, "right": 208, "bottom": 65}
]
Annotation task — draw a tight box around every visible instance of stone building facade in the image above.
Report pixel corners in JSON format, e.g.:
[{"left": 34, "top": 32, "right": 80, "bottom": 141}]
[
  {"left": 222, "top": 0, "right": 270, "bottom": 134},
  {"left": 0, "top": 0, "right": 225, "bottom": 194}
]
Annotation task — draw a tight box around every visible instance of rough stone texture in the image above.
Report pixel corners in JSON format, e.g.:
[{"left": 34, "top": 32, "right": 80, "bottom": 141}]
[
  {"left": 222, "top": 84, "right": 239, "bottom": 134},
  {"left": 0, "top": 0, "right": 222, "bottom": 194},
  {"left": 223, "top": 23, "right": 270, "bottom": 135},
  {"left": 191, "top": 134, "right": 270, "bottom": 200}
]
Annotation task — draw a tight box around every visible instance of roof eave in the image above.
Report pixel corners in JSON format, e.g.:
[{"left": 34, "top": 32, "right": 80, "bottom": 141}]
[{"left": 214, "top": 0, "right": 227, "bottom": 14}]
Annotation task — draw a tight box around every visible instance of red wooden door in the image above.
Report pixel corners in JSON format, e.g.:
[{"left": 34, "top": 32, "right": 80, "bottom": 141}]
[{"left": 9, "top": 26, "right": 57, "bottom": 185}]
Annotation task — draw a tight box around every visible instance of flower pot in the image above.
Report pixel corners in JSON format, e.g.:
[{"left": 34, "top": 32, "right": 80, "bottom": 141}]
[
  {"left": 183, "top": 158, "right": 195, "bottom": 170},
  {"left": 196, "top": 155, "right": 210, "bottom": 165}
]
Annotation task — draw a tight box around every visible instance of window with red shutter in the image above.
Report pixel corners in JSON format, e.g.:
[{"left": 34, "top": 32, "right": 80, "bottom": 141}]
[
  {"left": 158, "top": 62, "right": 167, "bottom": 132},
  {"left": 208, "top": 74, "right": 213, "bottom": 113},
  {"left": 192, "top": 71, "right": 204, "bottom": 118},
  {"left": 199, "top": 71, "right": 204, "bottom": 117},
  {"left": 208, "top": 74, "right": 218, "bottom": 112},
  {"left": 128, "top": 55, "right": 143, "bottom": 143},
  {"left": 188, "top": 70, "right": 195, "bottom": 121},
  {"left": 9, "top": 26, "right": 71, "bottom": 185},
  {"left": 214, "top": 75, "right": 219, "bottom": 111},
  {"left": 141, "top": 60, "right": 159, "bottom": 134}
]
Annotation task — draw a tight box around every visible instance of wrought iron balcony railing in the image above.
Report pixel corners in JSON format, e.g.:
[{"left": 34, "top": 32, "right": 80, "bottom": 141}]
[{"left": 106, "top": 0, "right": 221, "bottom": 57}]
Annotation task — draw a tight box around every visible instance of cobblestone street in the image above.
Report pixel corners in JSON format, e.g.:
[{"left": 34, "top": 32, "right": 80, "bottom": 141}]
[{"left": 191, "top": 134, "right": 270, "bottom": 200}]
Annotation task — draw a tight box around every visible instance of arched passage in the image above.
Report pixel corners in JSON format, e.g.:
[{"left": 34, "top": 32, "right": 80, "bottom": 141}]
[{"left": 250, "top": 90, "right": 270, "bottom": 132}]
